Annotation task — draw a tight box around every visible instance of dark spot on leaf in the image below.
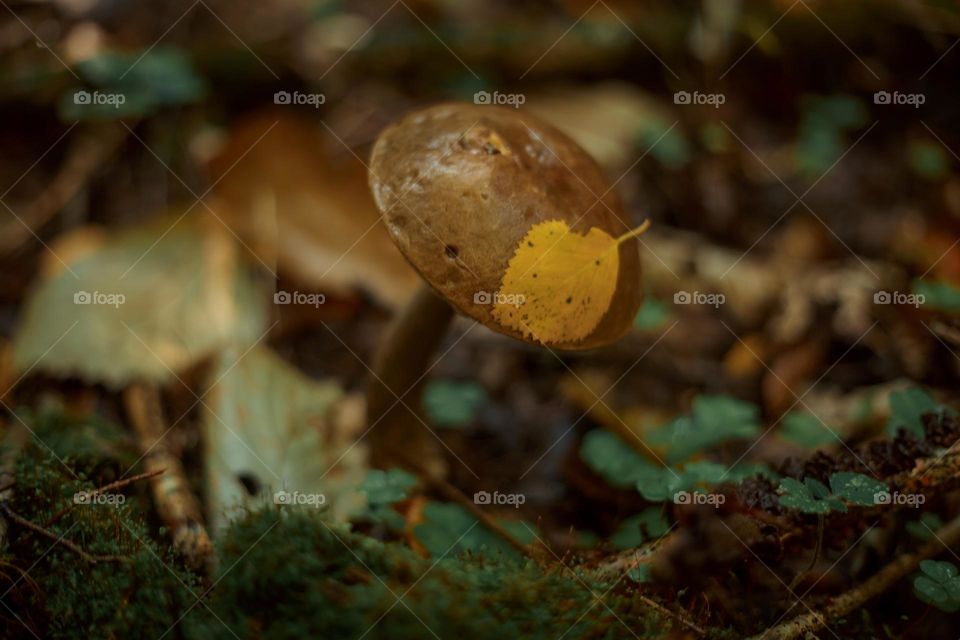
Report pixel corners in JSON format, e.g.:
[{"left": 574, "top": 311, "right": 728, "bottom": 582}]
[
  {"left": 566, "top": 296, "right": 572, "bottom": 304},
  {"left": 444, "top": 245, "right": 459, "bottom": 260}
]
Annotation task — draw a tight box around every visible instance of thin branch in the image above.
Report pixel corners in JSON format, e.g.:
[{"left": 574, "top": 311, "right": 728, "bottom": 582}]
[
  {"left": 426, "top": 475, "right": 537, "bottom": 559},
  {"left": 754, "top": 509, "right": 960, "bottom": 639},
  {"left": 124, "top": 383, "right": 212, "bottom": 572},
  {"left": 638, "top": 594, "right": 706, "bottom": 636},
  {"left": 0, "top": 124, "right": 128, "bottom": 255},
  {"left": 0, "top": 504, "right": 128, "bottom": 564},
  {"left": 44, "top": 468, "right": 165, "bottom": 528}
]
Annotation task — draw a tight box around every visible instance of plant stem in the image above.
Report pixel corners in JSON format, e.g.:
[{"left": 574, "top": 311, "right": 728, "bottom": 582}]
[
  {"left": 367, "top": 283, "right": 454, "bottom": 479},
  {"left": 754, "top": 510, "right": 960, "bottom": 639},
  {"left": 615, "top": 219, "right": 651, "bottom": 245},
  {"left": 124, "top": 383, "right": 212, "bottom": 572}
]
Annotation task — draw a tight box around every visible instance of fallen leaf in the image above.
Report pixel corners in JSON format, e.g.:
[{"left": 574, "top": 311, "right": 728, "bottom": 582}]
[
  {"left": 492, "top": 219, "right": 649, "bottom": 344},
  {"left": 206, "top": 112, "right": 420, "bottom": 309},
  {"left": 12, "top": 212, "right": 265, "bottom": 387},
  {"left": 203, "top": 344, "right": 367, "bottom": 533}
]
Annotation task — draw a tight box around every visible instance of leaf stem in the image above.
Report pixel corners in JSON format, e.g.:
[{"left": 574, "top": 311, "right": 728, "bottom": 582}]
[{"left": 615, "top": 219, "right": 652, "bottom": 245}]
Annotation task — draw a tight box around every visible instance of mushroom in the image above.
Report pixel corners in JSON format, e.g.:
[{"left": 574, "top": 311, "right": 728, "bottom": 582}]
[{"left": 366, "top": 102, "right": 644, "bottom": 475}]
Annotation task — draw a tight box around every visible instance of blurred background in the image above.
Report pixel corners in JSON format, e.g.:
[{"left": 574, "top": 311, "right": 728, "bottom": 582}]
[{"left": 2, "top": 1, "right": 960, "bottom": 637}]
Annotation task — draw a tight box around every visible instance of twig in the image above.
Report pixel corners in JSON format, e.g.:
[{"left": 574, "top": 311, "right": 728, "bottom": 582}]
[
  {"left": 425, "top": 475, "right": 537, "bottom": 559},
  {"left": 0, "top": 124, "right": 128, "bottom": 255},
  {"left": 0, "top": 504, "right": 128, "bottom": 564},
  {"left": 789, "top": 513, "right": 825, "bottom": 590},
  {"left": 638, "top": 594, "right": 707, "bottom": 636},
  {"left": 43, "top": 468, "right": 165, "bottom": 529},
  {"left": 754, "top": 510, "right": 960, "bottom": 639},
  {"left": 124, "top": 383, "right": 212, "bottom": 572}
]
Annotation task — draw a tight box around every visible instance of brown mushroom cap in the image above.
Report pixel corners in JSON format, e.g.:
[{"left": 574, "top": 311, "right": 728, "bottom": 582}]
[{"left": 368, "top": 102, "right": 643, "bottom": 350}]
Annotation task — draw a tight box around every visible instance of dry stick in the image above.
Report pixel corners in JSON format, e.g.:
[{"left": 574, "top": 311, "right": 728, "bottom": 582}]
[
  {"left": 426, "top": 476, "right": 536, "bottom": 559},
  {"left": 43, "top": 468, "right": 165, "bottom": 529},
  {"left": 637, "top": 594, "right": 706, "bottom": 637},
  {"left": 0, "top": 124, "right": 128, "bottom": 254},
  {"left": 124, "top": 383, "right": 212, "bottom": 572},
  {"left": 754, "top": 510, "right": 960, "bottom": 640},
  {"left": 0, "top": 504, "right": 127, "bottom": 564}
]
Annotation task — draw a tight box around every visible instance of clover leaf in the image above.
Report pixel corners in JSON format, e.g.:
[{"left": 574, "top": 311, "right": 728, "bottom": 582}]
[
  {"left": 906, "top": 513, "right": 945, "bottom": 541},
  {"left": 914, "top": 560, "right": 960, "bottom": 612},
  {"left": 360, "top": 468, "right": 418, "bottom": 506},
  {"left": 650, "top": 394, "right": 761, "bottom": 463},
  {"left": 580, "top": 429, "right": 661, "bottom": 490},
  {"left": 777, "top": 477, "right": 845, "bottom": 514},
  {"left": 423, "top": 379, "right": 487, "bottom": 427},
  {"left": 829, "top": 472, "right": 888, "bottom": 506},
  {"left": 886, "top": 387, "right": 940, "bottom": 438}
]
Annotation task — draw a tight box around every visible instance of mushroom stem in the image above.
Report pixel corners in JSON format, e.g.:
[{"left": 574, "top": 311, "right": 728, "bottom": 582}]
[
  {"left": 367, "top": 283, "right": 453, "bottom": 478},
  {"left": 614, "top": 219, "right": 651, "bottom": 245}
]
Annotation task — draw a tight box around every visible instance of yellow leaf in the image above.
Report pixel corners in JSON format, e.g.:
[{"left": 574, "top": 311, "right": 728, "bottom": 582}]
[{"left": 492, "top": 219, "right": 649, "bottom": 344}]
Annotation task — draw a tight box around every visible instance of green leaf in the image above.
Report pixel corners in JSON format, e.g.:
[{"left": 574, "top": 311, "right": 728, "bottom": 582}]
[
  {"left": 794, "top": 94, "right": 868, "bottom": 176},
  {"left": 60, "top": 47, "right": 206, "bottom": 121},
  {"left": 423, "top": 380, "right": 487, "bottom": 427},
  {"left": 913, "top": 279, "right": 960, "bottom": 313},
  {"left": 805, "top": 478, "right": 831, "bottom": 500},
  {"left": 634, "top": 466, "right": 679, "bottom": 502},
  {"left": 777, "top": 477, "right": 848, "bottom": 513},
  {"left": 921, "top": 559, "right": 958, "bottom": 583},
  {"left": 627, "top": 565, "right": 651, "bottom": 583},
  {"left": 580, "top": 430, "right": 660, "bottom": 490},
  {"left": 635, "top": 460, "right": 732, "bottom": 502},
  {"left": 886, "top": 387, "right": 938, "bottom": 437},
  {"left": 610, "top": 508, "right": 669, "bottom": 549},
  {"left": 651, "top": 394, "right": 761, "bottom": 463},
  {"left": 633, "top": 296, "right": 669, "bottom": 330},
  {"left": 906, "top": 513, "right": 944, "bottom": 541},
  {"left": 908, "top": 140, "right": 950, "bottom": 180},
  {"left": 830, "top": 472, "right": 888, "bottom": 506},
  {"left": 914, "top": 560, "right": 960, "bottom": 612},
  {"left": 360, "top": 469, "right": 418, "bottom": 506},
  {"left": 781, "top": 411, "right": 836, "bottom": 447},
  {"left": 413, "top": 502, "right": 532, "bottom": 560}
]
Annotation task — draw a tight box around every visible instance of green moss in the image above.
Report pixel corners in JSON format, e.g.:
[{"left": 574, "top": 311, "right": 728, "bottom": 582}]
[
  {"left": 2, "top": 411, "right": 675, "bottom": 640},
  {"left": 2, "top": 443, "right": 200, "bottom": 639},
  {"left": 189, "top": 508, "right": 665, "bottom": 639}
]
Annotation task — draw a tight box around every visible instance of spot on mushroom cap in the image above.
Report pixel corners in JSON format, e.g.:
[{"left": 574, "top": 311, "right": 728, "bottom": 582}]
[{"left": 368, "top": 102, "right": 642, "bottom": 349}]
